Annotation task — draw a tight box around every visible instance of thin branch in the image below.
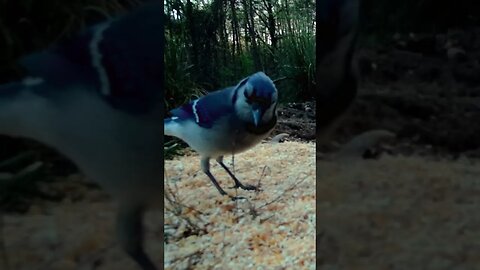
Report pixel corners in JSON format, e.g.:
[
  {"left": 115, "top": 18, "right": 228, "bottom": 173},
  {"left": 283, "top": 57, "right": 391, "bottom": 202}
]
[
  {"left": 272, "top": 76, "right": 288, "bottom": 84},
  {"left": 164, "top": 176, "right": 207, "bottom": 234},
  {"left": 258, "top": 175, "right": 308, "bottom": 209},
  {"left": 169, "top": 249, "right": 204, "bottom": 266}
]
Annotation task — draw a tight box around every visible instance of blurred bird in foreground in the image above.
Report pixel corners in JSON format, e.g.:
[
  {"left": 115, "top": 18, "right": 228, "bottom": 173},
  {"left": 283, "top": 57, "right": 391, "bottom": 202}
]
[{"left": 0, "top": 2, "right": 163, "bottom": 270}]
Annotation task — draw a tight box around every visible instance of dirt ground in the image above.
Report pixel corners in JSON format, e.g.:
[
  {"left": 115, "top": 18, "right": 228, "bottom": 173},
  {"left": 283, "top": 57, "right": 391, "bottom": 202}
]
[
  {"left": 164, "top": 142, "right": 315, "bottom": 269},
  {"left": 342, "top": 27, "right": 480, "bottom": 157},
  {"left": 314, "top": 27, "right": 480, "bottom": 269},
  {"left": 317, "top": 155, "right": 480, "bottom": 270}
]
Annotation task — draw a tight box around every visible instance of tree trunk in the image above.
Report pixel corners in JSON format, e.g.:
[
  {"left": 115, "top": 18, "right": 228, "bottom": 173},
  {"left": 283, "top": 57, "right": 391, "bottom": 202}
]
[
  {"left": 229, "top": 0, "right": 241, "bottom": 71},
  {"left": 264, "top": 0, "right": 277, "bottom": 51},
  {"left": 186, "top": 0, "right": 199, "bottom": 71},
  {"left": 243, "top": 0, "right": 261, "bottom": 70}
]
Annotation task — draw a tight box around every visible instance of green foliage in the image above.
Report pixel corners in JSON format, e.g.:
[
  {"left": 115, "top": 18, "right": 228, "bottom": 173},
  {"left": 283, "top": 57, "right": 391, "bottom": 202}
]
[
  {"left": 165, "top": 34, "right": 205, "bottom": 111},
  {"left": 164, "top": 0, "right": 316, "bottom": 109},
  {"left": 275, "top": 33, "right": 316, "bottom": 103}
]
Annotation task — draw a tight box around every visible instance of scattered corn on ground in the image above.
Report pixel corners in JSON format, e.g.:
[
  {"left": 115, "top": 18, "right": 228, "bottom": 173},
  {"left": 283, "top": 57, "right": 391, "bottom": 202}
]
[
  {"left": 4, "top": 142, "right": 480, "bottom": 269},
  {"left": 164, "top": 141, "right": 316, "bottom": 269}
]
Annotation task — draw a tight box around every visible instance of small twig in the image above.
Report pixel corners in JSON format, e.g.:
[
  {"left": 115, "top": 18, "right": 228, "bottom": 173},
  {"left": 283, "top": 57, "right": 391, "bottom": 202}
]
[
  {"left": 164, "top": 176, "right": 206, "bottom": 234},
  {"left": 258, "top": 175, "right": 308, "bottom": 209},
  {"left": 249, "top": 166, "right": 271, "bottom": 218},
  {"left": 15, "top": 161, "right": 43, "bottom": 179},
  {"left": 169, "top": 249, "right": 204, "bottom": 265},
  {"left": 165, "top": 190, "right": 205, "bottom": 222},
  {"left": 221, "top": 223, "right": 227, "bottom": 260},
  {"left": 273, "top": 76, "right": 289, "bottom": 83},
  {"left": 259, "top": 214, "right": 275, "bottom": 224},
  {"left": 231, "top": 166, "right": 271, "bottom": 221},
  {"left": 0, "top": 151, "right": 35, "bottom": 170},
  {"left": 228, "top": 170, "right": 308, "bottom": 224},
  {"left": 255, "top": 165, "right": 270, "bottom": 193},
  {"left": 270, "top": 133, "right": 290, "bottom": 144}
]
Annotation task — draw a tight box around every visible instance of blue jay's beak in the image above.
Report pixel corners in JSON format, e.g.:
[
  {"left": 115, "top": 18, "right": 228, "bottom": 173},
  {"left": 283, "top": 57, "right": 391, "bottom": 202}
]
[{"left": 252, "top": 107, "right": 262, "bottom": 127}]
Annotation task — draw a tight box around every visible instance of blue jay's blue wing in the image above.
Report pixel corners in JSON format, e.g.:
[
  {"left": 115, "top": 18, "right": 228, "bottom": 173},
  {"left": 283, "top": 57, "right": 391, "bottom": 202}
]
[
  {"left": 169, "top": 87, "right": 236, "bottom": 128},
  {"left": 19, "top": 1, "right": 163, "bottom": 114}
]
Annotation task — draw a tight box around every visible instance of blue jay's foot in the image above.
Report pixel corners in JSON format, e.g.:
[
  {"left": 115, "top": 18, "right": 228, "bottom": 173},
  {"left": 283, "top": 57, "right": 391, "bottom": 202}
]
[
  {"left": 231, "top": 182, "right": 257, "bottom": 191},
  {"left": 201, "top": 157, "right": 258, "bottom": 197},
  {"left": 216, "top": 158, "right": 257, "bottom": 191},
  {"left": 230, "top": 195, "right": 248, "bottom": 201}
]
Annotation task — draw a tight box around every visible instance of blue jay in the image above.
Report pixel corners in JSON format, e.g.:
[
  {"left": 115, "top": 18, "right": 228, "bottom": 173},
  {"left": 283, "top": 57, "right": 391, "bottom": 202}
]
[
  {"left": 164, "top": 72, "right": 278, "bottom": 197},
  {"left": 0, "top": 2, "right": 162, "bottom": 270}
]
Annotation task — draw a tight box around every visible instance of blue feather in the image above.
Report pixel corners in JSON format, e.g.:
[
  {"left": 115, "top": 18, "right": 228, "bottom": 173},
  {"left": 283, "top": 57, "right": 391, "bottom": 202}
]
[
  {"left": 18, "top": 2, "right": 163, "bottom": 114},
  {"left": 169, "top": 87, "right": 236, "bottom": 128},
  {"left": 248, "top": 72, "right": 276, "bottom": 99}
]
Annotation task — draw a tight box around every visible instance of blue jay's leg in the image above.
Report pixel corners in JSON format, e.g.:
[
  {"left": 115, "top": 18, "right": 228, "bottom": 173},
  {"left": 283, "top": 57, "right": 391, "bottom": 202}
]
[
  {"left": 216, "top": 156, "right": 257, "bottom": 191},
  {"left": 201, "top": 157, "right": 228, "bottom": 196},
  {"left": 116, "top": 203, "right": 157, "bottom": 270}
]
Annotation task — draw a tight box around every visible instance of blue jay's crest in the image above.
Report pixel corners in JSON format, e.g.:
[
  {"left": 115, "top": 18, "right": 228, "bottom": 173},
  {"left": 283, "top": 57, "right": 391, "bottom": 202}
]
[
  {"left": 18, "top": 1, "right": 163, "bottom": 113},
  {"left": 233, "top": 72, "right": 277, "bottom": 127},
  {"left": 243, "top": 72, "right": 277, "bottom": 101}
]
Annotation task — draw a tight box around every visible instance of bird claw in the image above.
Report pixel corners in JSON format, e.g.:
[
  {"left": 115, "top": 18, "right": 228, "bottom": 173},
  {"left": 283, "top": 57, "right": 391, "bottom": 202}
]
[
  {"left": 241, "top": 184, "right": 258, "bottom": 191},
  {"left": 230, "top": 195, "right": 247, "bottom": 201},
  {"left": 229, "top": 183, "right": 257, "bottom": 191}
]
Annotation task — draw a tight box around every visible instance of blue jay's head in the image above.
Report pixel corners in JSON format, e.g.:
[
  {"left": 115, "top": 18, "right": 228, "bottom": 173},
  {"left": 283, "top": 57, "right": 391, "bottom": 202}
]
[{"left": 234, "top": 72, "right": 278, "bottom": 126}]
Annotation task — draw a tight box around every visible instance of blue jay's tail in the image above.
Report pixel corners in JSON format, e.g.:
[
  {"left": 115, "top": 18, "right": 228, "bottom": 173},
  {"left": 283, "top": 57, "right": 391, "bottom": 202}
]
[
  {"left": 164, "top": 117, "right": 181, "bottom": 138},
  {"left": 165, "top": 117, "right": 190, "bottom": 151}
]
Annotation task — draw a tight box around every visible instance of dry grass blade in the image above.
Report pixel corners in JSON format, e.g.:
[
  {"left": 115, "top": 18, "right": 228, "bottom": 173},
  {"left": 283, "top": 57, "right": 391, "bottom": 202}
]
[
  {"left": 164, "top": 177, "right": 206, "bottom": 237},
  {"left": 258, "top": 175, "right": 308, "bottom": 209}
]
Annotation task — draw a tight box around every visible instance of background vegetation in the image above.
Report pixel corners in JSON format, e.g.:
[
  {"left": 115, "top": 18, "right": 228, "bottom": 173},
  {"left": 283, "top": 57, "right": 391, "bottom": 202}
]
[{"left": 164, "top": 0, "right": 316, "bottom": 109}]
